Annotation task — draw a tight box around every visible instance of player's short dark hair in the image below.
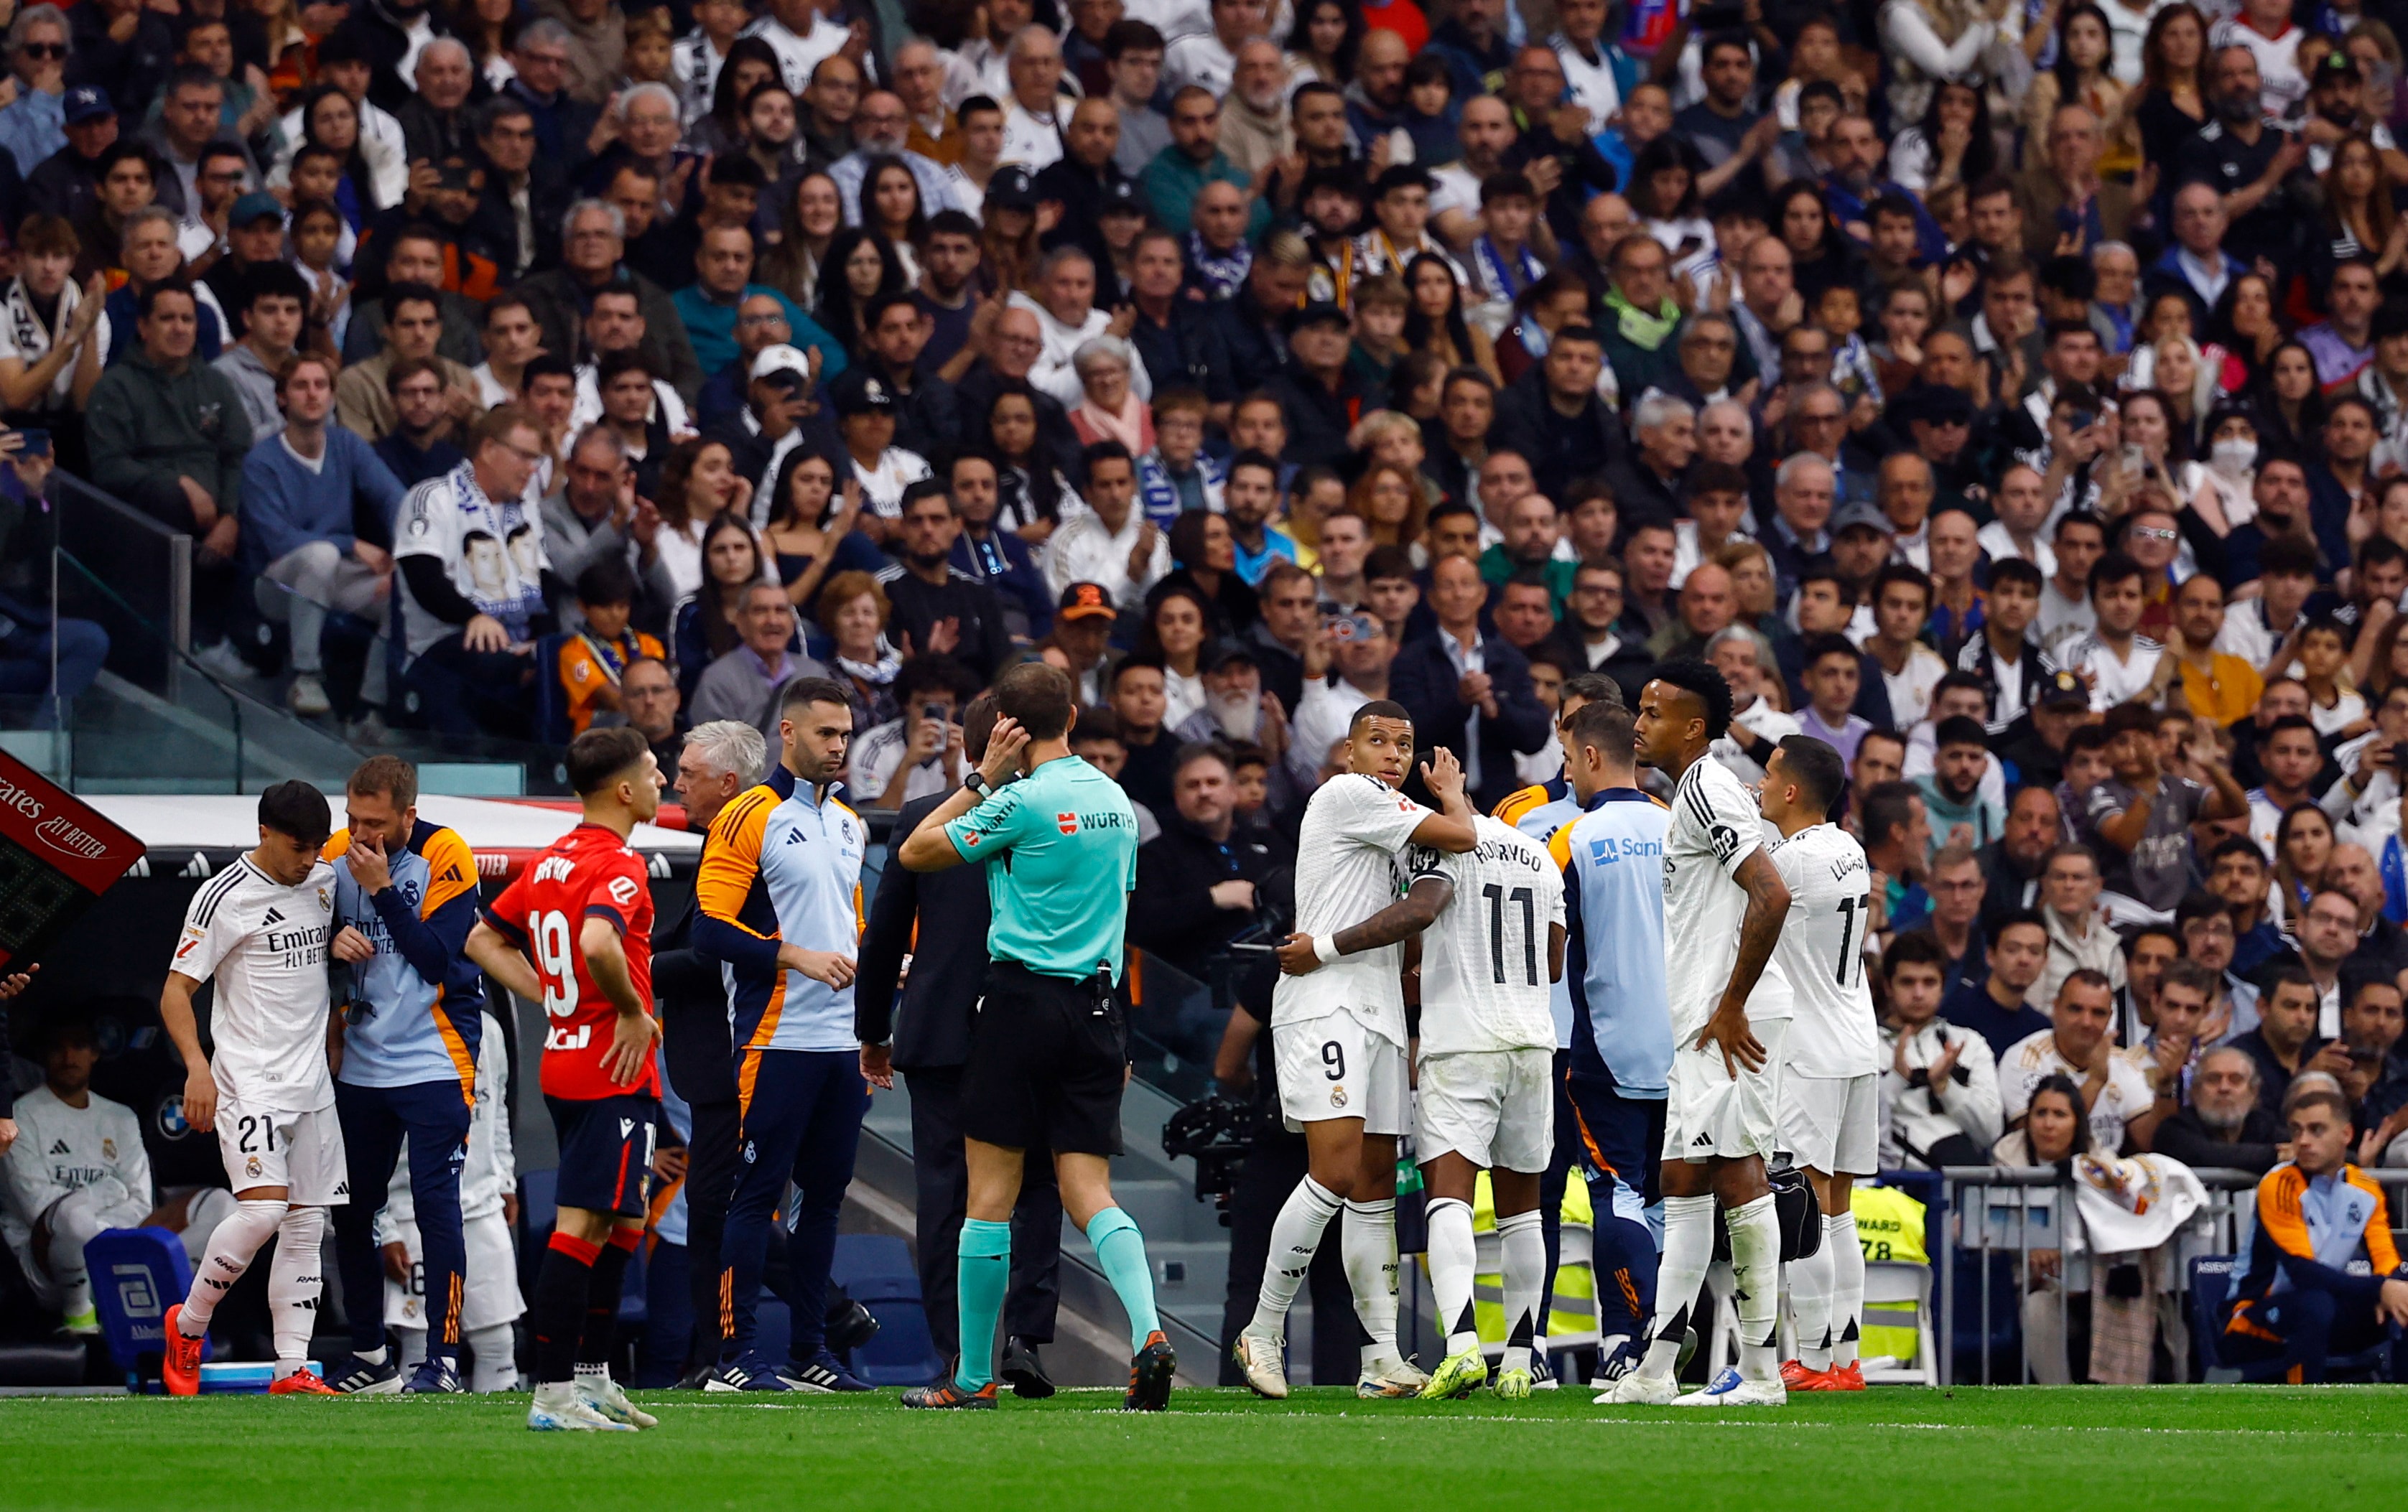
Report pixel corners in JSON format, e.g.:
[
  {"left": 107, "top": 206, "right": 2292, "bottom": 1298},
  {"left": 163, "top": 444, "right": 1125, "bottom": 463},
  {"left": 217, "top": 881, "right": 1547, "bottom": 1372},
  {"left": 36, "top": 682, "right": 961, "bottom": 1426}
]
[
  {"left": 1568, "top": 699, "right": 1635, "bottom": 764},
  {"left": 1994, "top": 906, "right": 2048, "bottom": 941},
  {"left": 565, "top": 725, "right": 651, "bottom": 795},
  {"left": 575, "top": 557, "right": 638, "bottom": 609},
  {"left": 1561, "top": 673, "right": 1622, "bottom": 712},
  {"left": 1987, "top": 556, "right": 2044, "bottom": 593},
  {"left": 1934, "top": 714, "right": 1989, "bottom": 752},
  {"left": 780, "top": 676, "right": 854, "bottom": 717},
  {"left": 995, "top": 661, "right": 1077, "bottom": 740},
  {"left": 258, "top": 779, "right": 332, "bottom": 847},
  {"left": 345, "top": 755, "right": 418, "bottom": 811},
  {"left": 1859, "top": 780, "right": 1921, "bottom": 851},
  {"left": 1646, "top": 657, "right": 1733, "bottom": 740},
  {"left": 1773, "top": 734, "right": 1846, "bottom": 816},
  {"left": 1350, "top": 699, "right": 1412, "bottom": 734},
  {"left": 1882, "top": 929, "right": 1948, "bottom": 979}
]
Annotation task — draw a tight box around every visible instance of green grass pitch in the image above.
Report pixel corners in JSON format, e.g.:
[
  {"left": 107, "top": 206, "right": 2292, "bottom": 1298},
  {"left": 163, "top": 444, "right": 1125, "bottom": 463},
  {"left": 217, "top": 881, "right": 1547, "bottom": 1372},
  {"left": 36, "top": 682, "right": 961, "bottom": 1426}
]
[{"left": 4, "top": 1386, "right": 2406, "bottom": 1510}]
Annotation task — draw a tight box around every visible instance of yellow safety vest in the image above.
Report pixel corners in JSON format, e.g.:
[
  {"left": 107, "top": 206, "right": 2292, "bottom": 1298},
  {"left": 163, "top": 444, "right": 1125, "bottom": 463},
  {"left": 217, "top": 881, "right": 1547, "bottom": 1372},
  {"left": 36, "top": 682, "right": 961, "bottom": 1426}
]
[{"left": 1851, "top": 1184, "right": 1930, "bottom": 1363}]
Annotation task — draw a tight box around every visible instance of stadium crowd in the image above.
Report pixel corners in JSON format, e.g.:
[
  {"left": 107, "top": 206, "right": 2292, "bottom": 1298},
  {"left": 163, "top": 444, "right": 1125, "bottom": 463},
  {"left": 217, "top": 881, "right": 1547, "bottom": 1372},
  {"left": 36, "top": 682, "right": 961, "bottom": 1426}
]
[{"left": 4, "top": 0, "right": 2408, "bottom": 1397}]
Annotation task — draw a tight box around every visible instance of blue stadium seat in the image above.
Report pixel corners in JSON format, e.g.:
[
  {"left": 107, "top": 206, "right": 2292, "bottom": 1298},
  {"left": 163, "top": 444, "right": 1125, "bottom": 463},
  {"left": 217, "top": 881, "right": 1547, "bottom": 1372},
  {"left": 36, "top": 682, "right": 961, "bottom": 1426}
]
[
  {"left": 2190, "top": 1254, "right": 2397, "bottom": 1383},
  {"left": 830, "top": 1234, "right": 943, "bottom": 1386},
  {"left": 84, "top": 1227, "right": 200, "bottom": 1384}
]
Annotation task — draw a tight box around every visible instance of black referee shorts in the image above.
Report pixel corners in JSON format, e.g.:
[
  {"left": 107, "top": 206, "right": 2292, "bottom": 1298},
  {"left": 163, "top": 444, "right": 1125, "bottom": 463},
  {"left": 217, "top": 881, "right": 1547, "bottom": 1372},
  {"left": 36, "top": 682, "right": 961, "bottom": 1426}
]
[{"left": 959, "top": 961, "right": 1128, "bottom": 1157}]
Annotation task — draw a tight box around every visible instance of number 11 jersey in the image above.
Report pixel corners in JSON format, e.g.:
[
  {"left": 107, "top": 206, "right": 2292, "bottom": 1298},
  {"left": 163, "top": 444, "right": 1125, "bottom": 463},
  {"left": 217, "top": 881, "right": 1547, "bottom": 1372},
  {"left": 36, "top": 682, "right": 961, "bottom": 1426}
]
[
  {"left": 1766, "top": 822, "right": 1880, "bottom": 1078},
  {"left": 485, "top": 823, "right": 658, "bottom": 1099},
  {"left": 1408, "top": 816, "right": 1566, "bottom": 1057}
]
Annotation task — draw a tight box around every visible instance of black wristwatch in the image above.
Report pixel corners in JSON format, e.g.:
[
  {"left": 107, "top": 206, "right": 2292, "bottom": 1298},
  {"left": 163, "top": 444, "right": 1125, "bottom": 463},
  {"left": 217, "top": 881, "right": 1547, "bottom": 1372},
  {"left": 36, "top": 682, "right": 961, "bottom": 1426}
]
[{"left": 963, "top": 770, "right": 991, "bottom": 799}]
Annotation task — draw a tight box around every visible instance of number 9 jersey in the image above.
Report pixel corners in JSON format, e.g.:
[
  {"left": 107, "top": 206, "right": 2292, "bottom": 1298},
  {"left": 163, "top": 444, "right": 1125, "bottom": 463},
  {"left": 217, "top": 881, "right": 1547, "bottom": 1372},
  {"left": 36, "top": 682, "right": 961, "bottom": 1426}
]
[{"left": 483, "top": 823, "right": 659, "bottom": 1099}]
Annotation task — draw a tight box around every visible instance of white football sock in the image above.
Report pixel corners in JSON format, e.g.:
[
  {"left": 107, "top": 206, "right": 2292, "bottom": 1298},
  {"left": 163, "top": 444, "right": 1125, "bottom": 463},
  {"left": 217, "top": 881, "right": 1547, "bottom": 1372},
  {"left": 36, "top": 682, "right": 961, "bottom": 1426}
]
[
  {"left": 1789, "top": 1235, "right": 1835, "bottom": 1372},
  {"left": 269, "top": 1205, "right": 326, "bottom": 1376},
  {"left": 180, "top": 1198, "right": 287, "bottom": 1334},
  {"left": 1498, "top": 1209, "right": 1545, "bottom": 1376},
  {"left": 1250, "top": 1177, "right": 1343, "bottom": 1335},
  {"left": 391, "top": 1330, "right": 423, "bottom": 1372},
  {"left": 1424, "top": 1198, "right": 1479, "bottom": 1355},
  {"left": 1342, "top": 1197, "right": 1400, "bottom": 1369},
  {"left": 468, "top": 1323, "right": 519, "bottom": 1392},
  {"left": 1828, "top": 1212, "right": 1864, "bottom": 1368},
  {"left": 1726, "top": 1193, "right": 1782, "bottom": 1383},
  {"left": 1637, "top": 1195, "right": 1715, "bottom": 1378}
]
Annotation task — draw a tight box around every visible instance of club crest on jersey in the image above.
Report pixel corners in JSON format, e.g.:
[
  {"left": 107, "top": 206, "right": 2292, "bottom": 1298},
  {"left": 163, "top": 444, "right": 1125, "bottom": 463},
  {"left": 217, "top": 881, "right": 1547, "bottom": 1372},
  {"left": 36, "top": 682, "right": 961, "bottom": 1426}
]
[
  {"left": 245, "top": 1155, "right": 263, "bottom": 1177},
  {"left": 317, "top": 887, "right": 330, "bottom": 910},
  {"left": 1330, "top": 1086, "right": 1348, "bottom": 1108},
  {"left": 1056, "top": 811, "right": 1077, "bottom": 834},
  {"left": 102, "top": 1138, "right": 116, "bottom": 1159}
]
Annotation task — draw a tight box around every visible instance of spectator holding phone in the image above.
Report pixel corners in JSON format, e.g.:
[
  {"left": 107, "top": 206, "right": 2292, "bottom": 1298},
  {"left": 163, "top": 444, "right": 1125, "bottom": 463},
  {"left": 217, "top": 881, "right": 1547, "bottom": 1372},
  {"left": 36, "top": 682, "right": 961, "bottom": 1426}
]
[{"left": 846, "top": 653, "right": 980, "bottom": 810}]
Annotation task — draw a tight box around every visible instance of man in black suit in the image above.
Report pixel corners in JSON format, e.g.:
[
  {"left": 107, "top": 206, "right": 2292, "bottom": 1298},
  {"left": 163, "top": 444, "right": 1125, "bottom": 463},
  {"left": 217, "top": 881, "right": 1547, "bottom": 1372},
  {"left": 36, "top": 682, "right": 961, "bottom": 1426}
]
[
  {"left": 856, "top": 693, "right": 1064, "bottom": 1394},
  {"left": 1389, "top": 554, "right": 1552, "bottom": 811},
  {"left": 653, "top": 718, "right": 771, "bottom": 1389}
]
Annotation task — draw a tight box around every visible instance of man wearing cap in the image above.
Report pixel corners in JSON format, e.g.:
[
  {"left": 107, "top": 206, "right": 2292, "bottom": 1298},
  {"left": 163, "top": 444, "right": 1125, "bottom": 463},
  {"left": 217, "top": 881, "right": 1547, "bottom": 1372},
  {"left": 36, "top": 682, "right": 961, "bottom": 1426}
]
[
  {"left": 25, "top": 83, "right": 115, "bottom": 223},
  {"left": 0, "top": 5, "right": 71, "bottom": 177},
  {"left": 832, "top": 367, "right": 934, "bottom": 521},
  {"left": 705, "top": 340, "right": 826, "bottom": 495},
  {"left": 1048, "top": 582, "right": 1121, "bottom": 704},
  {"left": 671, "top": 222, "right": 815, "bottom": 380},
  {"left": 1263, "top": 302, "right": 1368, "bottom": 471},
  {"left": 200, "top": 190, "right": 292, "bottom": 337},
  {"left": 874, "top": 479, "right": 1015, "bottom": 681},
  {"left": 65, "top": 0, "right": 173, "bottom": 124}
]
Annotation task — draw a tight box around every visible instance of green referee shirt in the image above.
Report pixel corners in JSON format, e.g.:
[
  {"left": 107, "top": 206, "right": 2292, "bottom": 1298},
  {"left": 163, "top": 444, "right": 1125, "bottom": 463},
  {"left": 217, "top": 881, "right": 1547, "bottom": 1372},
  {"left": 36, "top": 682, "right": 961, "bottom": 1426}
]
[{"left": 942, "top": 754, "right": 1140, "bottom": 982}]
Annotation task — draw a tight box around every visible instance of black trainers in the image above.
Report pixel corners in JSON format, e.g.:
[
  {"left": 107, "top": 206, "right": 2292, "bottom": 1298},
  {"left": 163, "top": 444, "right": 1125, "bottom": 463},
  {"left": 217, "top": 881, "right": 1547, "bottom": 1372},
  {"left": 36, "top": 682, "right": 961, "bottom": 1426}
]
[
  {"left": 783, "top": 1350, "right": 873, "bottom": 1392},
  {"left": 1000, "top": 1336, "right": 1056, "bottom": 1399},
  {"left": 324, "top": 1353, "right": 404, "bottom": 1395},
  {"left": 1124, "top": 1330, "right": 1176, "bottom": 1411},
  {"left": 901, "top": 1378, "right": 998, "bottom": 1409},
  {"left": 401, "top": 1358, "right": 463, "bottom": 1394}
]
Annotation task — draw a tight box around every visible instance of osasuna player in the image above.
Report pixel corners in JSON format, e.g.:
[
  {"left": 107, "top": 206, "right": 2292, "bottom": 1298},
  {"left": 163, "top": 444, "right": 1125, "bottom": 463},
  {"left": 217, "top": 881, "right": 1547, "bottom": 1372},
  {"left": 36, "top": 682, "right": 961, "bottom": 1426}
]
[
  {"left": 1556, "top": 699, "right": 1678, "bottom": 1381},
  {"left": 1758, "top": 737, "right": 1882, "bottom": 1393},
  {"left": 1608, "top": 659, "right": 1796, "bottom": 1409},
  {"left": 468, "top": 727, "right": 665, "bottom": 1432},
  {"left": 322, "top": 757, "right": 489, "bottom": 1396},
  {"left": 1281, "top": 814, "right": 1567, "bottom": 1399},
  {"left": 1490, "top": 673, "right": 1622, "bottom": 1386},
  {"left": 378, "top": 1009, "right": 524, "bottom": 1391},
  {"left": 160, "top": 781, "right": 348, "bottom": 1397},
  {"left": 1231, "top": 704, "right": 1479, "bottom": 1400}
]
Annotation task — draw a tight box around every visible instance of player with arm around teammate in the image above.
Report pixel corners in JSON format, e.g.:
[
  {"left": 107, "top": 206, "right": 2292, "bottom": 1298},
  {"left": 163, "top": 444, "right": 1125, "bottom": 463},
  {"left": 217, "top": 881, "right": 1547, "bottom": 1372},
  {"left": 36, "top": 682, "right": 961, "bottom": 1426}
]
[
  {"left": 1757, "top": 735, "right": 1882, "bottom": 1394},
  {"left": 467, "top": 727, "right": 666, "bottom": 1432},
  {"left": 1606, "top": 659, "right": 1798, "bottom": 1409},
  {"left": 1231, "top": 702, "right": 1482, "bottom": 1401},
  {"left": 159, "top": 781, "right": 348, "bottom": 1397},
  {"left": 1278, "top": 811, "right": 1568, "bottom": 1400}
]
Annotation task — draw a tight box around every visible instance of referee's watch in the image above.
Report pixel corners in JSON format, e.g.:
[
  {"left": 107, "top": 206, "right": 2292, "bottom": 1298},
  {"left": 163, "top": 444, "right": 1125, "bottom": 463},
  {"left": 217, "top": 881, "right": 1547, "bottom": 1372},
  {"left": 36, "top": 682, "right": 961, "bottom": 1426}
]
[{"left": 962, "top": 770, "right": 992, "bottom": 800}]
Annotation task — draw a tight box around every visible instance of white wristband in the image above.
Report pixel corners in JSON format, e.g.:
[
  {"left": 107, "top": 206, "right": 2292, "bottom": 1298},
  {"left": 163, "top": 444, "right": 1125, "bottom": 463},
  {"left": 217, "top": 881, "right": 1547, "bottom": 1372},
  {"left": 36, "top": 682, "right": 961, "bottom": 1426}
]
[{"left": 1314, "top": 934, "right": 1342, "bottom": 965}]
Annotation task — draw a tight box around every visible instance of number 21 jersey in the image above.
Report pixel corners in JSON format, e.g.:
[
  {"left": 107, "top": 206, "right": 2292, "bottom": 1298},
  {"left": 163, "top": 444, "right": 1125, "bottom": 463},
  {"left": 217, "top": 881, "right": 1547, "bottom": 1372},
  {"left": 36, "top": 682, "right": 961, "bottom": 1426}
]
[{"left": 485, "top": 823, "right": 658, "bottom": 1100}]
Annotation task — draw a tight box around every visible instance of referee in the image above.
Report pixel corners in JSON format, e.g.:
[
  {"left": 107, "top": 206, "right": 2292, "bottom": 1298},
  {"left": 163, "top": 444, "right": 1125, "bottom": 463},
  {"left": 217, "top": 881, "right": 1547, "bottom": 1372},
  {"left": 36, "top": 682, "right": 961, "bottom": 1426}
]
[{"left": 892, "top": 662, "right": 1175, "bottom": 1410}]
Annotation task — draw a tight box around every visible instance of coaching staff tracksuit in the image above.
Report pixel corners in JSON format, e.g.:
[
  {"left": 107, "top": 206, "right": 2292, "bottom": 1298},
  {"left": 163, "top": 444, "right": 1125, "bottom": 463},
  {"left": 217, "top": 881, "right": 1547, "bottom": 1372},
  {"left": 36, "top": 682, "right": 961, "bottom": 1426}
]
[{"left": 857, "top": 788, "right": 1063, "bottom": 1373}]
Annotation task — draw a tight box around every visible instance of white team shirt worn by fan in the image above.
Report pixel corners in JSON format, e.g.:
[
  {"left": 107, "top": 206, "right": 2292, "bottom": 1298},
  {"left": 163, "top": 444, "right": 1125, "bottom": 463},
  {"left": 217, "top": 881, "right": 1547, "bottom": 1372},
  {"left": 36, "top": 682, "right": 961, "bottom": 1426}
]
[
  {"left": 172, "top": 857, "right": 340, "bottom": 1114},
  {"left": 1768, "top": 823, "right": 1882, "bottom": 1078},
  {"left": 1273, "top": 773, "right": 1433, "bottom": 1048},
  {"left": 393, "top": 462, "right": 549, "bottom": 663},
  {"left": 1406, "top": 818, "right": 1566, "bottom": 1057},
  {"left": 1662, "top": 757, "right": 1791, "bottom": 1038}
]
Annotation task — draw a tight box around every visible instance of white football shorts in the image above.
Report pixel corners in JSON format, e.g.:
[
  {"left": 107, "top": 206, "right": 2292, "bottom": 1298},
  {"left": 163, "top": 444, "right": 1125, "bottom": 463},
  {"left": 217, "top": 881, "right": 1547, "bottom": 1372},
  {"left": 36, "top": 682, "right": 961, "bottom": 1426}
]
[
  {"left": 1415, "top": 1046, "right": 1556, "bottom": 1174},
  {"left": 1661, "top": 1017, "right": 1790, "bottom": 1163},
  {"left": 214, "top": 1098, "right": 348, "bottom": 1205},
  {"left": 1275, "top": 1009, "right": 1409, "bottom": 1137},
  {"left": 1780, "top": 1070, "right": 1880, "bottom": 1177}
]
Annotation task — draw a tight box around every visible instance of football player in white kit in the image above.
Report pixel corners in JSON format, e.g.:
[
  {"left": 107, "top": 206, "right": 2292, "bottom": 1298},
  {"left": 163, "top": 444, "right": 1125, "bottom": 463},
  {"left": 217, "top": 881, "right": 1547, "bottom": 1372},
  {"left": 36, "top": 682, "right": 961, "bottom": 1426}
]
[
  {"left": 1232, "top": 703, "right": 1479, "bottom": 1399},
  {"left": 378, "top": 1010, "right": 524, "bottom": 1391},
  {"left": 1278, "top": 814, "right": 1567, "bottom": 1401},
  {"left": 1608, "top": 660, "right": 1797, "bottom": 1409},
  {"left": 159, "top": 781, "right": 350, "bottom": 1396},
  {"left": 1758, "top": 737, "right": 1881, "bottom": 1394}
]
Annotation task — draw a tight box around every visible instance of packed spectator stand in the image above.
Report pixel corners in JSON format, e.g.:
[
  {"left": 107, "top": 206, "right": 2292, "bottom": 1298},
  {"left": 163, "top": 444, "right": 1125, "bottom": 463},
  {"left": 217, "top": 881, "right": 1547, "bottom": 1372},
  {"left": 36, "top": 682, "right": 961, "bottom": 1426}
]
[{"left": 4, "top": 0, "right": 2408, "bottom": 1391}]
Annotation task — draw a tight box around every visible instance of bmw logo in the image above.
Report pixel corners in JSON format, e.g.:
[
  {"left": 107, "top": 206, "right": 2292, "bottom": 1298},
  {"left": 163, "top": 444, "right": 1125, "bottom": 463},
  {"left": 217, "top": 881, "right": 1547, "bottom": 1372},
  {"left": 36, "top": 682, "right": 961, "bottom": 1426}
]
[{"left": 157, "top": 1096, "right": 191, "bottom": 1140}]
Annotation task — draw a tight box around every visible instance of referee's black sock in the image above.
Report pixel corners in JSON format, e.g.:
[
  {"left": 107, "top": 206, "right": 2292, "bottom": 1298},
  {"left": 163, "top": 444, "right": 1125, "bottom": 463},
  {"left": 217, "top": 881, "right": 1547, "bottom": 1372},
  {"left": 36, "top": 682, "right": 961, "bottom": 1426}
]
[
  {"left": 580, "top": 1227, "right": 641, "bottom": 1371},
  {"left": 532, "top": 1231, "right": 600, "bottom": 1386}
]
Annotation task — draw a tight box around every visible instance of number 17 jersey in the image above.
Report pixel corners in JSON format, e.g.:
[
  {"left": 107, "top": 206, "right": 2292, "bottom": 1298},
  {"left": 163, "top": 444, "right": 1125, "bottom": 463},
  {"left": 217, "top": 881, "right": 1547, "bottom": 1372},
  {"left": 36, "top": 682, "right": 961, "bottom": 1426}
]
[
  {"left": 1766, "top": 823, "right": 1880, "bottom": 1078},
  {"left": 485, "top": 823, "right": 658, "bottom": 1100}
]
